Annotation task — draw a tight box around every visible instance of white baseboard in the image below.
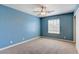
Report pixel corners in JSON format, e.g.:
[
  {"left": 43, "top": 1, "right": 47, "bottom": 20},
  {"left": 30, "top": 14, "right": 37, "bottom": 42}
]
[
  {"left": 40, "top": 36, "right": 74, "bottom": 43},
  {"left": 0, "top": 36, "right": 40, "bottom": 51}
]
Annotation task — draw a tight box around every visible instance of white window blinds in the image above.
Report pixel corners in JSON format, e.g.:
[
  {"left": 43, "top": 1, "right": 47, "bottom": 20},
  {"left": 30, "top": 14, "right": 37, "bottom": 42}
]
[{"left": 48, "top": 19, "right": 60, "bottom": 34}]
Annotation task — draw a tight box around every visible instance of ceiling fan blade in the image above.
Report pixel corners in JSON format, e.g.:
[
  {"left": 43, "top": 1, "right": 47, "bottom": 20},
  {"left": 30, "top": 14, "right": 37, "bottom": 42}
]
[
  {"left": 33, "top": 11, "right": 41, "bottom": 12},
  {"left": 47, "top": 11, "right": 55, "bottom": 13},
  {"left": 33, "top": 11, "right": 54, "bottom": 12}
]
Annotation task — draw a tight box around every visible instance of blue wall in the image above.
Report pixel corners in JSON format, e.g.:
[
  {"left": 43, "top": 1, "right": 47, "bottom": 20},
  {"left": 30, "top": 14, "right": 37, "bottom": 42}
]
[
  {"left": 0, "top": 5, "right": 40, "bottom": 48},
  {"left": 41, "top": 13, "right": 73, "bottom": 40},
  {"left": 0, "top": 5, "right": 74, "bottom": 48}
]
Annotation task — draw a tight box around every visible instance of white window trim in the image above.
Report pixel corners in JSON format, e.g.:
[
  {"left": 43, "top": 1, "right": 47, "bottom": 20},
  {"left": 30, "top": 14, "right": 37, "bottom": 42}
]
[{"left": 48, "top": 19, "right": 60, "bottom": 34}]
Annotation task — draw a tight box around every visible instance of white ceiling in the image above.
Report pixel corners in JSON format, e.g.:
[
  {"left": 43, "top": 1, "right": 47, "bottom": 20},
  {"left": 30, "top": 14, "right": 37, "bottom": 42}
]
[{"left": 4, "top": 4, "right": 77, "bottom": 17}]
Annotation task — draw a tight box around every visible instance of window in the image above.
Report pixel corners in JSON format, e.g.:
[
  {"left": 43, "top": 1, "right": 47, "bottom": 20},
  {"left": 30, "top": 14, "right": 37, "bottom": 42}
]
[{"left": 48, "top": 19, "right": 60, "bottom": 34}]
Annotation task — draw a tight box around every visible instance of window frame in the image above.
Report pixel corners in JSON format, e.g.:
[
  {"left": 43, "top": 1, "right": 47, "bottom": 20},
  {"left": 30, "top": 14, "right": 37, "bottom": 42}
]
[{"left": 48, "top": 19, "right": 60, "bottom": 34}]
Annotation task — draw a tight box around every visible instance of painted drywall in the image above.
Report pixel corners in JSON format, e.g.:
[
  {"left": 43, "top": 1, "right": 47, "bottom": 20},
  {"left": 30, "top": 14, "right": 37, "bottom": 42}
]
[
  {"left": 75, "top": 6, "right": 79, "bottom": 52},
  {"left": 40, "top": 13, "right": 73, "bottom": 40},
  {"left": 0, "top": 5, "right": 40, "bottom": 48}
]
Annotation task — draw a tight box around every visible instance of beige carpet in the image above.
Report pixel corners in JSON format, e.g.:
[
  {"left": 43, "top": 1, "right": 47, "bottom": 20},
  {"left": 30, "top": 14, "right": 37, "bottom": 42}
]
[{"left": 0, "top": 38, "right": 77, "bottom": 54}]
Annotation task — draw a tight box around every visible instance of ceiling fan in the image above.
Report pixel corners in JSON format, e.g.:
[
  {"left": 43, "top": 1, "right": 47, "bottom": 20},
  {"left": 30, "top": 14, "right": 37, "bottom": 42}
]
[{"left": 33, "top": 4, "right": 54, "bottom": 16}]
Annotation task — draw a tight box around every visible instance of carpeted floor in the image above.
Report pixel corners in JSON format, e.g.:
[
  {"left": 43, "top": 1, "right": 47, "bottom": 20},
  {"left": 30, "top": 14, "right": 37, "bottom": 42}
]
[{"left": 0, "top": 38, "right": 77, "bottom": 54}]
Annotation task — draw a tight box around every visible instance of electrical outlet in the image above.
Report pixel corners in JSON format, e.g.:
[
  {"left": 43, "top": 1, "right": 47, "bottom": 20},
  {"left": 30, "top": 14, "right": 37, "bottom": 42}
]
[
  {"left": 64, "top": 36, "right": 66, "bottom": 39},
  {"left": 22, "top": 37, "right": 24, "bottom": 40},
  {"left": 10, "top": 41, "right": 13, "bottom": 44}
]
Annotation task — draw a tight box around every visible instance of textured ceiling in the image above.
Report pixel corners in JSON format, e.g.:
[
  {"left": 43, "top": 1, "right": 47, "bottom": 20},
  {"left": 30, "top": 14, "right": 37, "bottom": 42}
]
[{"left": 4, "top": 4, "right": 77, "bottom": 17}]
